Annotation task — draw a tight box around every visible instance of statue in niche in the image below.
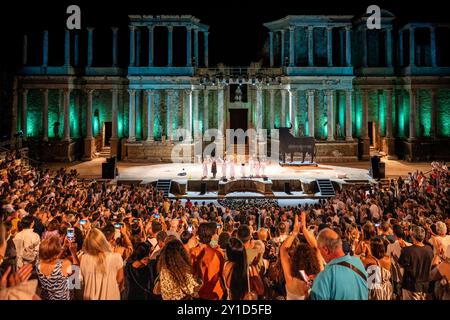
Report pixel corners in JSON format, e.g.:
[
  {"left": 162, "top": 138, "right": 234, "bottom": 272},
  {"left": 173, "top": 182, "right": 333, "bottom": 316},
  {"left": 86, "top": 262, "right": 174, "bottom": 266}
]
[
  {"left": 336, "top": 123, "right": 342, "bottom": 139},
  {"left": 53, "top": 122, "right": 60, "bottom": 139},
  {"left": 234, "top": 86, "right": 242, "bottom": 102},
  {"left": 298, "top": 124, "right": 305, "bottom": 137}
]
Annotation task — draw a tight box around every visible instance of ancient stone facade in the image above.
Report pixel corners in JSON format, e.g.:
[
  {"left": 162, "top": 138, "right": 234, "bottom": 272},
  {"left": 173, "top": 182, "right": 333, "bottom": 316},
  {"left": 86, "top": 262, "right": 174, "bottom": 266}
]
[{"left": 12, "top": 11, "right": 450, "bottom": 162}]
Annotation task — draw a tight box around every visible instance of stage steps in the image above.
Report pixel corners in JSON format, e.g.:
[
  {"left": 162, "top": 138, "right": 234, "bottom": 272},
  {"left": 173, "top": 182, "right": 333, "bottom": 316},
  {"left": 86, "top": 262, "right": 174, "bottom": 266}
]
[
  {"left": 98, "top": 146, "right": 111, "bottom": 158},
  {"left": 156, "top": 179, "right": 172, "bottom": 197},
  {"left": 316, "top": 179, "right": 335, "bottom": 197}
]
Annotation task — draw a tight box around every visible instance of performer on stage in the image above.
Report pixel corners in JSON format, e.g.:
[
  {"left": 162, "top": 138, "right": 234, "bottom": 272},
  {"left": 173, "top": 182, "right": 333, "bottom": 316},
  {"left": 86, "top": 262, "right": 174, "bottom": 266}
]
[
  {"left": 229, "top": 155, "right": 235, "bottom": 179},
  {"left": 202, "top": 158, "right": 208, "bottom": 179},
  {"left": 221, "top": 156, "right": 227, "bottom": 179},
  {"left": 211, "top": 159, "right": 217, "bottom": 179},
  {"left": 255, "top": 158, "right": 261, "bottom": 177},
  {"left": 261, "top": 157, "right": 266, "bottom": 177},
  {"left": 240, "top": 161, "right": 246, "bottom": 178}
]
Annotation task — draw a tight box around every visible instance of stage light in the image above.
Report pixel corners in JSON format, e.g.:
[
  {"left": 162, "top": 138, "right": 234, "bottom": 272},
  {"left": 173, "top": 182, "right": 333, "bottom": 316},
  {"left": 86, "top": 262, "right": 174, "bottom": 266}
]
[{"left": 252, "top": 77, "right": 256, "bottom": 85}]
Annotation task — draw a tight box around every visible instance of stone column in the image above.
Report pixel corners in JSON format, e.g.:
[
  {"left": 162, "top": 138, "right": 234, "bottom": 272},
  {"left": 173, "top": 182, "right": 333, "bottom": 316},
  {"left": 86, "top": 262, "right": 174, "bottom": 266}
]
[
  {"left": 129, "top": 26, "right": 135, "bottom": 67},
  {"left": 327, "top": 27, "right": 333, "bottom": 67},
  {"left": 409, "top": 27, "right": 415, "bottom": 67},
  {"left": 361, "top": 89, "right": 370, "bottom": 160},
  {"left": 280, "top": 30, "right": 285, "bottom": 66},
  {"left": 184, "top": 89, "right": 193, "bottom": 142},
  {"left": 136, "top": 28, "right": 141, "bottom": 66},
  {"left": 385, "top": 88, "right": 395, "bottom": 157},
  {"left": 203, "top": 89, "right": 209, "bottom": 132},
  {"left": 74, "top": 33, "right": 79, "bottom": 66},
  {"left": 281, "top": 89, "right": 287, "bottom": 127},
  {"left": 289, "top": 89, "right": 297, "bottom": 135},
  {"left": 64, "top": 30, "right": 71, "bottom": 66},
  {"left": 430, "top": 26, "right": 437, "bottom": 67},
  {"left": 167, "top": 26, "right": 173, "bottom": 67},
  {"left": 193, "top": 89, "right": 200, "bottom": 139},
  {"left": 135, "top": 90, "right": 141, "bottom": 140},
  {"left": 128, "top": 89, "right": 136, "bottom": 142},
  {"left": 22, "top": 34, "right": 27, "bottom": 65},
  {"left": 166, "top": 90, "right": 173, "bottom": 140},
  {"left": 269, "top": 31, "right": 274, "bottom": 67},
  {"left": 110, "top": 89, "right": 119, "bottom": 157},
  {"left": 399, "top": 31, "right": 404, "bottom": 66},
  {"left": 87, "top": 28, "right": 94, "bottom": 67},
  {"left": 84, "top": 89, "right": 95, "bottom": 159},
  {"left": 409, "top": 88, "right": 417, "bottom": 140},
  {"left": 186, "top": 27, "right": 192, "bottom": 66},
  {"left": 307, "top": 89, "right": 315, "bottom": 137},
  {"left": 256, "top": 85, "right": 263, "bottom": 136},
  {"left": 112, "top": 27, "right": 119, "bottom": 67},
  {"left": 144, "top": 26, "right": 153, "bottom": 67},
  {"left": 269, "top": 89, "right": 275, "bottom": 131},
  {"left": 42, "top": 30, "right": 49, "bottom": 67},
  {"left": 42, "top": 89, "right": 49, "bottom": 141},
  {"left": 217, "top": 86, "right": 225, "bottom": 137},
  {"left": 63, "top": 89, "right": 71, "bottom": 141},
  {"left": 21, "top": 89, "right": 28, "bottom": 138},
  {"left": 385, "top": 27, "right": 393, "bottom": 67},
  {"left": 345, "top": 89, "right": 353, "bottom": 141},
  {"left": 145, "top": 90, "right": 154, "bottom": 142},
  {"left": 204, "top": 31, "right": 209, "bottom": 67},
  {"left": 308, "top": 27, "right": 314, "bottom": 66},
  {"left": 326, "top": 90, "right": 335, "bottom": 141},
  {"left": 194, "top": 28, "right": 199, "bottom": 66},
  {"left": 345, "top": 26, "right": 352, "bottom": 66},
  {"left": 361, "top": 28, "right": 367, "bottom": 67},
  {"left": 289, "top": 27, "right": 295, "bottom": 67},
  {"left": 430, "top": 89, "right": 437, "bottom": 138}
]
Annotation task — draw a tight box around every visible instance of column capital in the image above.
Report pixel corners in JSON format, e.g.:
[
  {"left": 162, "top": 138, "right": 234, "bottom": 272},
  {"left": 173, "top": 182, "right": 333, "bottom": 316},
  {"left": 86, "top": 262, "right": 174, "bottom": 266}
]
[
  {"left": 409, "top": 25, "right": 415, "bottom": 32},
  {"left": 346, "top": 88, "right": 354, "bottom": 94},
  {"left": 129, "top": 25, "right": 136, "bottom": 31},
  {"left": 167, "top": 25, "right": 174, "bottom": 32},
  {"left": 280, "top": 29, "right": 285, "bottom": 34},
  {"left": 385, "top": 88, "right": 393, "bottom": 93},
  {"left": 63, "top": 88, "right": 71, "bottom": 94},
  {"left": 306, "top": 89, "right": 315, "bottom": 96},
  {"left": 147, "top": 25, "right": 154, "bottom": 31},
  {"left": 184, "top": 88, "right": 193, "bottom": 95},
  {"left": 307, "top": 26, "right": 314, "bottom": 32},
  {"left": 145, "top": 89, "right": 155, "bottom": 96},
  {"left": 39, "top": 88, "right": 48, "bottom": 93},
  {"left": 384, "top": 26, "right": 393, "bottom": 32},
  {"left": 166, "top": 89, "right": 175, "bottom": 95},
  {"left": 289, "top": 26, "right": 295, "bottom": 31},
  {"left": 111, "top": 27, "right": 119, "bottom": 32},
  {"left": 345, "top": 25, "right": 352, "bottom": 31},
  {"left": 326, "top": 26, "right": 333, "bottom": 31},
  {"left": 85, "top": 88, "right": 94, "bottom": 95},
  {"left": 20, "top": 88, "right": 29, "bottom": 95},
  {"left": 128, "top": 89, "right": 136, "bottom": 96},
  {"left": 110, "top": 88, "right": 119, "bottom": 94},
  {"left": 87, "top": 27, "right": 94, "bottom": 32}
]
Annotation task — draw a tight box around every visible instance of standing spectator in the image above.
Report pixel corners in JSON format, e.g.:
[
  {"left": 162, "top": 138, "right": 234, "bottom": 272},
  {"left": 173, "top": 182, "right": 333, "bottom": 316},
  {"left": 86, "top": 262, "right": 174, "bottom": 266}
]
[
  {"left": 310, "top": 228, "right": 368, "bottom": 300},
  {"left": 80, "top": 229, "right": 124, "bottom": 300},
  {"left": 13, "top": 215, "right": 40, "bottom": 268},
  {"left": 223, "top": 237, "right": 264, "bottom": 300},
  {"left": 155, "top": 239, "right": 201, "bottom": 300},
  {"left": 433, "top": 222, "right": 450, "bottom": 259},
  {"left": 125, "top": 242, "right": 154, "bottom": 300},
  {"left": 36, "top": 236, "right": 79, "bottom": 300},
  {"left": 237, "top": 225, "right": 264, "bottom": 272},
  {"left": 191, "top": 222, "right": 224, "bottom": 299},
  {"left": 399, "top": 225, "right": 434, "bottom": 300}
]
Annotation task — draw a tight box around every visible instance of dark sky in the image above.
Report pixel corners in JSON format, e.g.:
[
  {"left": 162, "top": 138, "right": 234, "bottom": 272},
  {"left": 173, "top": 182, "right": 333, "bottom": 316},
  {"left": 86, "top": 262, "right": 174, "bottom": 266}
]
[{"left": 0, "top": 0, "right": 449, "bottom": 67}]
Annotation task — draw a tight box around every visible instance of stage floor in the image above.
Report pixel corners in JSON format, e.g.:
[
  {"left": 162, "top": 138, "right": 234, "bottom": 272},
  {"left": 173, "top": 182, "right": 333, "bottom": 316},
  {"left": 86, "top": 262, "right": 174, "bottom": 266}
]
[{"left": 115, "top": 161, "right": 372, "bottom": 184}]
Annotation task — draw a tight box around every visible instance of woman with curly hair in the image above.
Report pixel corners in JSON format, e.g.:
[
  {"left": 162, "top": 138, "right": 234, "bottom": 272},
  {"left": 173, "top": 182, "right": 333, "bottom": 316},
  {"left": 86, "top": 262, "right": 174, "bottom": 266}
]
[
  {"left": 156, "top": 239, "right": 201, "bottom": 300},
  {"left": 280, "top": 214, "right": 322, "bottom": 300}
]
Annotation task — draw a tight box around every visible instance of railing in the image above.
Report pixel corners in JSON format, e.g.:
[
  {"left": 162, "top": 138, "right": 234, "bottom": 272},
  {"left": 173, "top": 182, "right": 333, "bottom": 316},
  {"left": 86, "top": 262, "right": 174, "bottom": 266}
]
[
  {"left": 196, "top": 67, "right": 284, "bottom": 79},
  {"left": 0, "top": 145, "right": 41, "bottom": 169}
]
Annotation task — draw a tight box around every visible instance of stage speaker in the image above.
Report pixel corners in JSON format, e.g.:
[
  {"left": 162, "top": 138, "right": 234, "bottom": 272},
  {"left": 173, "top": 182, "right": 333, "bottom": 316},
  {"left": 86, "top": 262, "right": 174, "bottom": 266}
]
[
  {"left": 263, "top": 177, "right": 268, "bottom": 181},
  {"left": 200, "top": 182, "right": 207, "bottom": 195},
  {"left": 102, "top": 162, "right": 115, "bottom": 179},
  {"left": 378, "top": 162, "right": 386, "bottom": 179},
  {"left": 370, "top": 156, "right": 381, "bottom": 179},
  {"left": 284, "top": 182, "right": 291, "bottom": 194}
]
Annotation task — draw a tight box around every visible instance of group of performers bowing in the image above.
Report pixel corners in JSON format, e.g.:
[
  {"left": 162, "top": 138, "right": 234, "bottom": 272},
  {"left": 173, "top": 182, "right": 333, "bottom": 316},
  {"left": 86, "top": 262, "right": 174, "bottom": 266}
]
[{"left": 201, "top": 155, "right": 267, "bottom": 180}]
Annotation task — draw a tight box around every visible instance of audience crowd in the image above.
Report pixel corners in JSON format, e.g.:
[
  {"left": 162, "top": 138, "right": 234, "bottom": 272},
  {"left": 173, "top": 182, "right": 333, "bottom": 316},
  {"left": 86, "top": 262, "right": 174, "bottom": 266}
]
[{"left": 0, "top": 150, "right": 449, "bottom": 300}]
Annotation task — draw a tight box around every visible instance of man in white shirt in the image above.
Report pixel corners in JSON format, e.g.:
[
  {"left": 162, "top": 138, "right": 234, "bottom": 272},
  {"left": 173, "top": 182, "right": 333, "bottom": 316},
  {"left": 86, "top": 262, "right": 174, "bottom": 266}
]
[
  {"left": 369, "top": 200, "right": 381, "bottom": 221},
  {"left": 387, "top": 224, "right": 411, "bottom": 298},
  {"left": 13, "top": 215, "right": 40, "bottom": 268},
  {"left": 434, "top": 221, "right": 450, "bottom": 258}
]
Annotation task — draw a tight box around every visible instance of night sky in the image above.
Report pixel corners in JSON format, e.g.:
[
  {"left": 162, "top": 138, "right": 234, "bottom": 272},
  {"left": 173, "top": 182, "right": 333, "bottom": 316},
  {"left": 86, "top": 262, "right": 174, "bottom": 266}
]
[{"left": 0, "top": 0, "right": 449, "bottom": 67}]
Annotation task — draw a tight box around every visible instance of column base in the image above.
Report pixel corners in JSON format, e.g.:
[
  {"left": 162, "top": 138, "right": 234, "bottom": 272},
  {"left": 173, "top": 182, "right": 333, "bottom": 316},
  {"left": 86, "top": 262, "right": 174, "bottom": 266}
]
[
  {"left": 110, "top": 137, "right": 119, "bottom": 157},
  {"left": 82, "top": 138, "right": 96, "bottom": 160},
  {"left": 382, "top": 137, "right": 396, "bottom": 158},
  {"left": 345, "top": 136, "right": 354, "bottom": 142}
]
